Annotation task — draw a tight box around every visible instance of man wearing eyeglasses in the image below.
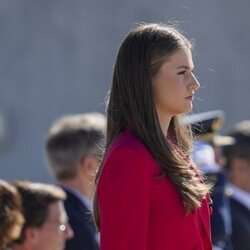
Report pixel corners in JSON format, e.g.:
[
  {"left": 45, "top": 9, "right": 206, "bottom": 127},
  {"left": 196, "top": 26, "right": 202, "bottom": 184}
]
[{"left": 9, "top": 181, "right": 73, "bottom": 250}]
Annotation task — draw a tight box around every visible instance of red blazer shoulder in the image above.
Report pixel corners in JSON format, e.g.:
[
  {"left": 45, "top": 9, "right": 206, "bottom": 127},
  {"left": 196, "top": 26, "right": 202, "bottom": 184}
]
[{"left": 101, "top": 130, "right": 159, "bottom": 174}]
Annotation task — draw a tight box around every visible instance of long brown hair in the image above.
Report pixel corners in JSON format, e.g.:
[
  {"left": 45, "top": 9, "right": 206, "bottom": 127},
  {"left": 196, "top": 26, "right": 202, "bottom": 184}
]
[{"left": 94, "top": 23, "right": 210, "bottom": 228}]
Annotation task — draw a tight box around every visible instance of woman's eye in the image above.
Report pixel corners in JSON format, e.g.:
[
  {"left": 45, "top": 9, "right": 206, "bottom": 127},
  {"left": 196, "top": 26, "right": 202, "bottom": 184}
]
[{"left": 178, "top": 71, "right": 186, "bottom": 75}]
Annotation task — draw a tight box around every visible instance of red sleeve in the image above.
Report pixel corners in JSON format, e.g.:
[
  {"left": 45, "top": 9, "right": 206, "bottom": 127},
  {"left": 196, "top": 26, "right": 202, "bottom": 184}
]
[{"left": 98, "top": 147, "right": 152, "bottom": 250}]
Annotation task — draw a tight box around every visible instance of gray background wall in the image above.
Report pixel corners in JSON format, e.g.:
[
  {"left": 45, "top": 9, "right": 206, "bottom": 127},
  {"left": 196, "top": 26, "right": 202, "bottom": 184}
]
[{"left": 0, "top": 0, "right": 249, "bottom": 182}]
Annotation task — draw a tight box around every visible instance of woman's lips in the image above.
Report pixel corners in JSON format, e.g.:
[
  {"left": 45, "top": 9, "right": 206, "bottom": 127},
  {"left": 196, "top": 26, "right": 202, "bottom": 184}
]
[{"left": 185, "top": 95, "right": 194, "bottom": 101}]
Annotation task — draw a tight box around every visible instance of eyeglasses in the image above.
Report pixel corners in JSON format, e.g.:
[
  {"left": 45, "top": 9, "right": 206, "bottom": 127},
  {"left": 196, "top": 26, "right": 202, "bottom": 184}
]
[
  {"left": 58, "top": 222, "right": 67, "bottom": 232},
  {"left": 45, "top": 219, "right": 69, "bottom": 232}
]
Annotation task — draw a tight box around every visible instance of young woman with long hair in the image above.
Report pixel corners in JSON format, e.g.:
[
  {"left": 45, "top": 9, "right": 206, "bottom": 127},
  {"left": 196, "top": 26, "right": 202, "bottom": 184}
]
[{"left": 94, "top": 23, "right": 212, "bottom": 250}]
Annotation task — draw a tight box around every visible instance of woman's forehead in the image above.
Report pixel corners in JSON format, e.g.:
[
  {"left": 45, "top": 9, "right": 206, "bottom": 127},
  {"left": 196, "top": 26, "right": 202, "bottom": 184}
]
[{"left": 160, "top": 49, "right": 194, "bottom": 70}]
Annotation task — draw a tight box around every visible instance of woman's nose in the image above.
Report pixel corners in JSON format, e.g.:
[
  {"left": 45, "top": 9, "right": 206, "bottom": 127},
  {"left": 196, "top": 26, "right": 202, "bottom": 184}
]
[{"left": 190, "top": 74, "right": 200, "bottom": 91}]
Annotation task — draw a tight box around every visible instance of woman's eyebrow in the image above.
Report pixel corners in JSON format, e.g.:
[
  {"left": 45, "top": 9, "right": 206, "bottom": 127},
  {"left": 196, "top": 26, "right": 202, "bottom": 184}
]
[{"left": 177, "top": 65, "right": 194, "bottom": 70}]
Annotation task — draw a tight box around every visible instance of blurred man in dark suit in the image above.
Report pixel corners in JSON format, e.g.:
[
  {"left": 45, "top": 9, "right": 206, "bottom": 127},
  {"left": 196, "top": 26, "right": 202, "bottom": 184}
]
[
  {"left": 222, "top": 121, "right": 250, "bottom": 250},
  {"left": 46, "top": 113, "right": 106, "bottom": 250}
]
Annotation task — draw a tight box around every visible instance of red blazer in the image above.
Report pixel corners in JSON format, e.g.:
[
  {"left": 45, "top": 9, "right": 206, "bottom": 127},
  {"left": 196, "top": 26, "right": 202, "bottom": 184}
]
[{"left": 97, "top": 130, "right": 212, "bottom": 250}]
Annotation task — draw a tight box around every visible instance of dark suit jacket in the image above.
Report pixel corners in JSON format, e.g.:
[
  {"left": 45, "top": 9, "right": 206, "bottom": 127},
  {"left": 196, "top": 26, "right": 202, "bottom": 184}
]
[
  {"left": 230, "top": 197, "right": 250, "bottom": 250},
  {"left": 207, "top": 172, "right": 232, "bottom": 249},
  {"left": 62, "top": 187, "right": 99, "bottom": 250}
]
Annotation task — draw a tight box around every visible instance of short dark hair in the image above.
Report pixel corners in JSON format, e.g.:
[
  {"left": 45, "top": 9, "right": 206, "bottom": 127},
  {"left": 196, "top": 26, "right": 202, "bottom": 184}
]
[
  {"left": 223, "top": 120, "right": 250, "bottom": 169},
  {"left": 46, "top": 113, "right": 106, "bottom": 180},
  {"left": 13, "top": 181, "right": 66, "bottom": 244},
  {"left": 0, "top": 179, "right": 24, "bottom": 248}
]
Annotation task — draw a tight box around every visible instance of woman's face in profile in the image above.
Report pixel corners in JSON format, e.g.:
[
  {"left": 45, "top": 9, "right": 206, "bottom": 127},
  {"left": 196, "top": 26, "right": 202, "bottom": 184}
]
[{"left": 152, "top": 48, "right": 200, "bottom": 120}]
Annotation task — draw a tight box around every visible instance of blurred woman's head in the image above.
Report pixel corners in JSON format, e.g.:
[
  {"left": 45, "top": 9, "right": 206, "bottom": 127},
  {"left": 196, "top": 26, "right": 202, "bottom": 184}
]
[{"left": 0, "top": 179, "right": 24, "bottom": 249}]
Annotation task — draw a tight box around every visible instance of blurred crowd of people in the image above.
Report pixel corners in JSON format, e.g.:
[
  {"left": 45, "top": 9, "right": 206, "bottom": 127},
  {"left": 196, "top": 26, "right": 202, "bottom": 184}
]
[
  {"left": 0, "top": 110, "right": 249, "bottom": 250},
  {"left": 0, "top": 112, "right": 105, "bottom": 250},
  {"left": 185, "top": 110, "right": 250, "bottom": 250}
]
